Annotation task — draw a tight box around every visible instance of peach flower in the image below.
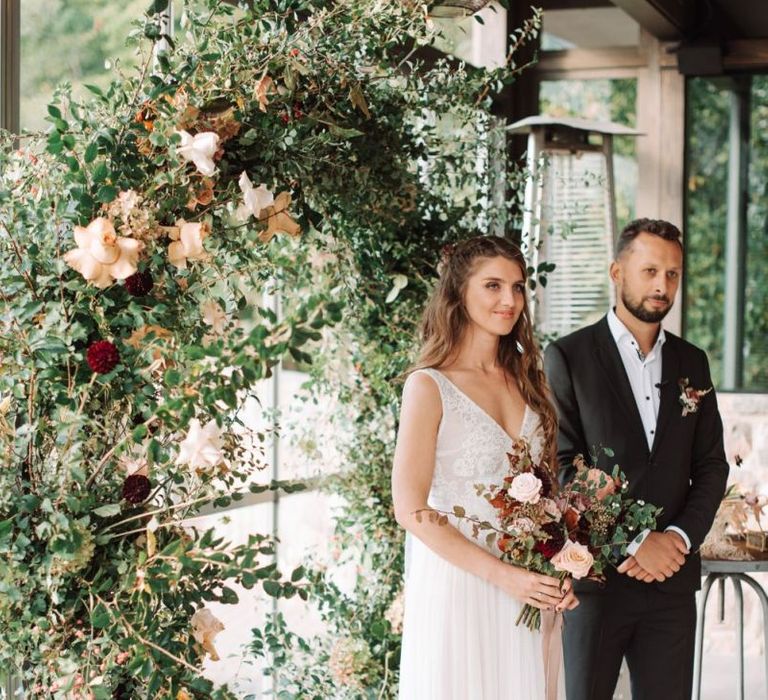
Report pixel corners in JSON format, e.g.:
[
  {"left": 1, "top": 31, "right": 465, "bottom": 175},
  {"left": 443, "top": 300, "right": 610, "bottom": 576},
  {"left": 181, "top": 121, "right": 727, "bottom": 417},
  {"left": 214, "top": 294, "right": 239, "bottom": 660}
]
[
  {"left": 586, "top": 468, "right": 616, "bottom": 500},
  {"left": 190, "top": 608, "right": 224, "bottom": 661},
  {"left": 63, "top": 217, "right": 143, "bottom": 288},
  {"left": 551, "top": 539, "right": 594, "bottom": 579},
  {"left": 167, "top": 219, "right": 210, "bottom": 268}
]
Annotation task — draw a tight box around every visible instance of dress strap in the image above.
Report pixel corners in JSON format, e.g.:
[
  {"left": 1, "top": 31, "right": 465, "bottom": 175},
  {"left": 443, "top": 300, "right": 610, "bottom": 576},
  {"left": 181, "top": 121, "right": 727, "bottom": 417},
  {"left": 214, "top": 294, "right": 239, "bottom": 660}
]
[{"left": 404, "top": 368, "right": 447, "bottom": 403}]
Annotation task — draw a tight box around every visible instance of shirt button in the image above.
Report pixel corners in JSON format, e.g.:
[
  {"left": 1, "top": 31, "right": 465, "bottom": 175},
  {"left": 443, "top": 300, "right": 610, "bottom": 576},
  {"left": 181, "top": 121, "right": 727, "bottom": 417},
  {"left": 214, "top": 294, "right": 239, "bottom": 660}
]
[
  {"left": 646, "top": 396, "right": 650, "bottom": 400},
  {"left": 650, "top": 430, "right": 655, "bottom": 434}
]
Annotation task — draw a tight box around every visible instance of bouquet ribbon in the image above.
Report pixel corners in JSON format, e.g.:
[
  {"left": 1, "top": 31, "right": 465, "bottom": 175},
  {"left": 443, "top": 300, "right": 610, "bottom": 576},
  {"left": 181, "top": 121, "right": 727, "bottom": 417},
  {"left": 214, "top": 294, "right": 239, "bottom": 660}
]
[{"left": 541, "top": 609, "right": 563, "bottom": 700}]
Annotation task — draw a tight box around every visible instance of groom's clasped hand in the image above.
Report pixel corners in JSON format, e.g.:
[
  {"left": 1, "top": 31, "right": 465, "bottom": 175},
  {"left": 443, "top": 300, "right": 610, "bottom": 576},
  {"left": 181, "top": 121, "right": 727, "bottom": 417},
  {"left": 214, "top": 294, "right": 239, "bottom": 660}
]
[{"left": 617, "top": 530, "right": 689, "bottom": 582}]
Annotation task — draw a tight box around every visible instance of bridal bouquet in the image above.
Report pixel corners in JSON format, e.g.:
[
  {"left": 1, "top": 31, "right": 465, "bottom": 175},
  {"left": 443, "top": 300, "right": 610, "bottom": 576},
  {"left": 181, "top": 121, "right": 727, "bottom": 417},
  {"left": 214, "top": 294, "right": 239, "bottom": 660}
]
[{"left": 453, "top": 441, "right": 662, "bottom": 630}]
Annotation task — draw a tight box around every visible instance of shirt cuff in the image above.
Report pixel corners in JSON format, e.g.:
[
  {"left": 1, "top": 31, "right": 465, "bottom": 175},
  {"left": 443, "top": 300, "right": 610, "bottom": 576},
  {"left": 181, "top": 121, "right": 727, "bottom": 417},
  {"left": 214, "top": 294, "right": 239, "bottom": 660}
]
[
  {"left": 665, "top": 526, "right": 691, "bottom": 551},
  {"left": 626, "top": 528, "right": 650, "bottom": 556}
]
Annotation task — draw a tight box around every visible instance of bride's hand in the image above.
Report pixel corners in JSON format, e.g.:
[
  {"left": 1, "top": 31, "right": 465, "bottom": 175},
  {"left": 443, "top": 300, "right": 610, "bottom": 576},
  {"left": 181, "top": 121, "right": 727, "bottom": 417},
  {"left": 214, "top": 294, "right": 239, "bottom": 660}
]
[
  {"left": 555, "top": 577, "right": 579, "bottom": 613},
  {"left": 492, "top": 564, "right": 566, "bottom": 609}
]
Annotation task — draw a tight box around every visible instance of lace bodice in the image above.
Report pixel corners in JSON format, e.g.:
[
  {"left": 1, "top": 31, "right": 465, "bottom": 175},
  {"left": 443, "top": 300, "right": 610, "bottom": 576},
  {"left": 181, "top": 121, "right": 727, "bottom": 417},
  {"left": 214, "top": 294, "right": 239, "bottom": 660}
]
[{"left": 408, "top": 368, "right": 546, "bottom": 554}]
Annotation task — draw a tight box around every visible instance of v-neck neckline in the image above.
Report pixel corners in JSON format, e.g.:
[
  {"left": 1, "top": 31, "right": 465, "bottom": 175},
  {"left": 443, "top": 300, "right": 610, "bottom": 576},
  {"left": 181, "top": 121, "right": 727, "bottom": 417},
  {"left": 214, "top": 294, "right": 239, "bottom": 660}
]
[{"left": 433, "top": 369, "right": 529, "bottom": 443}]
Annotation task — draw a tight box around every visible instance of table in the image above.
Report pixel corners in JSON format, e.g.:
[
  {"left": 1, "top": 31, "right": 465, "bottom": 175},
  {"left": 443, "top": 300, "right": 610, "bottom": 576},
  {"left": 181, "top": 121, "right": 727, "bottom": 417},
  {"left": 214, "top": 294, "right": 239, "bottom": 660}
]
[{"left": 693, "top": 548, "right": 768, "bottom": 700}]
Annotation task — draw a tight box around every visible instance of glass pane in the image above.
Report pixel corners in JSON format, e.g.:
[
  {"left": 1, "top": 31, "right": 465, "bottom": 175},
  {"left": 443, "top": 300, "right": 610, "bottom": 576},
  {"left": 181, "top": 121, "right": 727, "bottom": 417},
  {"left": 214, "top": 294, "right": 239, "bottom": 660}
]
[
  {"left": 541, "top": 7, "right": 639, "bottom": 50},
  {"left": 277, "top": 369, "right": 348, "bottom": 481},
  {"left": 684, "top": 75, "right": 768, "bottom": 390},
  {"left": 276, "top": 491, "right": 348, "bottom": 638},
  {"left": 20, "top": 1, "right": 145, "bottom": 131},
  {"left": 684, "top": 78, "right": 728, "bottom": 386},
  {"left": 539, "top": 78, "right": 638, "bottom": 225},
  {"left": 536, "top": 150, "right": 616, "bottom": 337},
  {"left": 233, "top": 377, "right": 278, "bottom": 488},
  {"left": 745, "top": 75, "right": 768, "bottom": 389},
  {"left": 184, "top": 503, "right": 275, "bottom": 695}
]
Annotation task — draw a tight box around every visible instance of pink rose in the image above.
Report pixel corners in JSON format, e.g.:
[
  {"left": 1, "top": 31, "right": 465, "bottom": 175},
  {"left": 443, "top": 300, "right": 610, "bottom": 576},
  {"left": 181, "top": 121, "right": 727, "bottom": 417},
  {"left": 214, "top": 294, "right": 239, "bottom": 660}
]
[
  {"left": 508, "top": 473, "right": 542, "bottom": 504},
  {"left": 541, "top": 498, "right": 562, "bottom": 521},
  {"left": 551, "top": 539, "right": 594, "bottom": 579},
  {"left": 586, "top": 468, "right": 616, "bottom": 500}
]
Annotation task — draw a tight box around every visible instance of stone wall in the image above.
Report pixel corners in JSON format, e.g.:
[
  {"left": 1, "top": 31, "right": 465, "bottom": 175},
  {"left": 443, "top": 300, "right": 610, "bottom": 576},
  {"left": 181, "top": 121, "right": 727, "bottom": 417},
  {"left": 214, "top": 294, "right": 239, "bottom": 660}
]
[{"left": 704, "top": 392, "right": 768, "bottom": 659}]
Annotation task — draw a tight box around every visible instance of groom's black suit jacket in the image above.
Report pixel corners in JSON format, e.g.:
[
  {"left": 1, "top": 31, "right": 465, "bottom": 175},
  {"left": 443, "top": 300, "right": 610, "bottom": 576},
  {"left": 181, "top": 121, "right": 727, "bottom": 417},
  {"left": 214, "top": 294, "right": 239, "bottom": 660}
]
[{"left": 544, "top": 316, "right": 729, "bottom": 594}]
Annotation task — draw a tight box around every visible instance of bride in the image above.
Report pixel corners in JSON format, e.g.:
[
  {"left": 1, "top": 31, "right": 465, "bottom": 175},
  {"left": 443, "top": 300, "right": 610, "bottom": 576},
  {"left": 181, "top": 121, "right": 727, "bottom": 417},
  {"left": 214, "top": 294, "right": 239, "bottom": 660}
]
[{"left": 392, "top": 235, "right": 578, "bottom": 699}]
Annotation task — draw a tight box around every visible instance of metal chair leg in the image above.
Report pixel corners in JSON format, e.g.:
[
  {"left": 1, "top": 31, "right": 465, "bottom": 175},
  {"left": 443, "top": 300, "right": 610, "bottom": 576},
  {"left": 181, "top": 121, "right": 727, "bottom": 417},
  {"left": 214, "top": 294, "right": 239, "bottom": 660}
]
[
  {"left": 733, "top": 577, "right": 745, "bottom": 700},
  {"left": 694, "top": 574, "right": 720, "bottom": 700},
  {"left": 733, "top": 573, "right": 768, "bottom": 700}
]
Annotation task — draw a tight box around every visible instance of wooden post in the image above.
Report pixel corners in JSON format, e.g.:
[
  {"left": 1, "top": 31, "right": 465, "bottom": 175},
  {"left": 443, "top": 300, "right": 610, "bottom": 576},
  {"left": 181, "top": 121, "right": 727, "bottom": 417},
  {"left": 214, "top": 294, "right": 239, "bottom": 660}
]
[
  {"left": 0, "top": 0, "right": 20, "bottom": 134},
  {"left": 636, "top": 29, "right": 685, "bottom": 335}
]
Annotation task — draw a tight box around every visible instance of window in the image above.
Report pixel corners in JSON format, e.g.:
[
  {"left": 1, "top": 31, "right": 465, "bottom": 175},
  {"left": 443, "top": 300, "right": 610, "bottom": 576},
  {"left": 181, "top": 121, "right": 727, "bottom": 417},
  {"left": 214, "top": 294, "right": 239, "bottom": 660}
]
[
  {"left": 19, "top": 0, "right": 145, "bottom": 131},
  {"left": 540, "top": 78, "right": 638, "bottom": 225},
  {"left": 531, "top": 78, "right": 639, "bottom": 337},
  {"left": 684, "top": 75, "right": 768, "bottom": 391}
]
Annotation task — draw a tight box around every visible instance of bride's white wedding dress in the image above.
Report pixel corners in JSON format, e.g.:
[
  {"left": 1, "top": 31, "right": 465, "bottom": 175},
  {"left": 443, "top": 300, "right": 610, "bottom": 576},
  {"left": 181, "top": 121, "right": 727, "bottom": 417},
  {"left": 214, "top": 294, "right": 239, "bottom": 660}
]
[{"left": 398, "top": 368, "right": 562, "bottom": 700}]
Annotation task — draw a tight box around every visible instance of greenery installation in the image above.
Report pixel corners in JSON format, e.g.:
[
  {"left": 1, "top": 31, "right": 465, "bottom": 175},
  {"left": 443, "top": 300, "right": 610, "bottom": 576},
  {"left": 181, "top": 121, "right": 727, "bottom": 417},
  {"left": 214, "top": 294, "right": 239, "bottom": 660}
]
[{"left": 0, "top": 1, "right": 539, "bottom": 697}]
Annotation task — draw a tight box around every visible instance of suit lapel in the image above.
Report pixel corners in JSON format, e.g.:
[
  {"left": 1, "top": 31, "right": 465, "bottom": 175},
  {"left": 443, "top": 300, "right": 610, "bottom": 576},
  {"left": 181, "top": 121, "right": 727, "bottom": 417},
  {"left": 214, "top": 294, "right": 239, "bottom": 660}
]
[
  {"left": 650, "top": 338, "right": 680, "bottom": 457},
  {"left": 593, "top": 318, "right": 649, "bottom": 452}
]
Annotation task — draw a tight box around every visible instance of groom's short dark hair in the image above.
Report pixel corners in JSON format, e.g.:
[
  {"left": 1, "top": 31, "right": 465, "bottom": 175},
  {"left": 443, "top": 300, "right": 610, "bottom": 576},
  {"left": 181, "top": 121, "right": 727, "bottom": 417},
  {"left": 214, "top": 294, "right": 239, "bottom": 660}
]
[{"left": 616, "top": 218, "right": 683, "bottom": 259}]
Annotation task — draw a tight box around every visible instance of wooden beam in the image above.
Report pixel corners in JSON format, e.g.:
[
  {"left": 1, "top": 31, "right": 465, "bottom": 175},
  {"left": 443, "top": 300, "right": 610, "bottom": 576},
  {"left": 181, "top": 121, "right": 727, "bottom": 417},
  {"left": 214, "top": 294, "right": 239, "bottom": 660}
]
[
  {"left": 537, "top": 46, "right": 647, "bottom": 72},
  {"left": 610, "top": 0, "right": 695, "bottom": 41},
  {"left": 536, "top": 0, "right": 613, "bottom": 8},
  {"left": 724, "top": 39, "right": 768, "bottom": 71},
  {"left": 0, "top": 0, "right": 20, "bottom": 134}
]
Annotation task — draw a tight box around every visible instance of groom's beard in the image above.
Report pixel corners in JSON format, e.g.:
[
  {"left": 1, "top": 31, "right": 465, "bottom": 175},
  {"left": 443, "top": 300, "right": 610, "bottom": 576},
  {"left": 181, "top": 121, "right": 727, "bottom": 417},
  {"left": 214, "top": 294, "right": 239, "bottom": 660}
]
[{"left": 621, "top": 289, "right": 673, "bottom": 323}]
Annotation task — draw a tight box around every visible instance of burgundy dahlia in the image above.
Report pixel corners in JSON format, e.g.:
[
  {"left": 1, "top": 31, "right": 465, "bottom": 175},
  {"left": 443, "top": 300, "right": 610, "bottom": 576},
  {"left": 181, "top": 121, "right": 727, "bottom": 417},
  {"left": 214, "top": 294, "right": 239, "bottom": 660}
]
[
  {"left": 86, "top": 340, "right": 120, "bottom": 374},
  {"left": 124, "top": 271, "right": 154, "bottom": 296},
  {"left": 534, "top": 521, "right": 566, "bottom": 560},
  {"left": 122, "top": 474, "right": 151, "bottom": 504}
]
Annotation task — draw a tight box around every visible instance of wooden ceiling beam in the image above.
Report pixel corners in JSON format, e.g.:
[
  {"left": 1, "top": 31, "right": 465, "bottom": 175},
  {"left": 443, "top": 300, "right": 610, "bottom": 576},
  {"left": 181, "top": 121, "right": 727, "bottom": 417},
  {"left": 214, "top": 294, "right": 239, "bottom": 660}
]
[
  {"left": 535, "top": 0, "right": 614, "bottom": 9},
  {"left": 610, "top": 0, "right": 696, "bottom": 40}
]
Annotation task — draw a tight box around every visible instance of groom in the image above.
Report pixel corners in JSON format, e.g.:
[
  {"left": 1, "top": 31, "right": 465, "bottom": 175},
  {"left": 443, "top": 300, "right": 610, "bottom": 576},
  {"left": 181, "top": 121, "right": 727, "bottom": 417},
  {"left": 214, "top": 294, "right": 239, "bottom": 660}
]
[{"left": 544, "top": 218, "right": 729, "bottom": 700}]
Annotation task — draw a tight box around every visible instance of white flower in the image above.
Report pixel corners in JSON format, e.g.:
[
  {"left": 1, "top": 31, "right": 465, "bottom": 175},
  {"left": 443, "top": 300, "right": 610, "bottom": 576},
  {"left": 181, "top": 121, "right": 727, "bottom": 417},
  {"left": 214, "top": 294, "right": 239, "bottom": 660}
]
[
  {"left": 235, "top": 171, "right": 274, "bottom": 222},
  {"left": 176, "top": 418, "right": 223, "bottom": 471},
  {"left": 167, "top": 219, "right": 210, "bottom": 269},
  {"left": 175, "top": 130, "right": 219, "bottom": 176},
  {"left": 508, "top": 473, "right": 543, "bottom": 504},
  {"left": 190, "top": 608, "right": 225, "bottom": 661},
  {"left": 201, "top": 300, "right": 227, "bottom": 334},
  {"left": 116, "top": 189, "right": 139, "bottom": 219},
  {"left": 63, "top": 217, "right": 143, "bottom": 288},
  {"left": 551, "top": 539, "right": 594, "bottom": 579}
]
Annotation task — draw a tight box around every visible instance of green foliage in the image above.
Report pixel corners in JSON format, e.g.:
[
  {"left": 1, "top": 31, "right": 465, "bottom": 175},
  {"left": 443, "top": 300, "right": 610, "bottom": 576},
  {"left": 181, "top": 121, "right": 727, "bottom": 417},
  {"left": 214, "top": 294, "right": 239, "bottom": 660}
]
[
  {"left": 230, "top": 5, "right": 543, "bottom": 698},
  {"left": 1, "top": 0, "right": 541, "bottom": 696},
  {"left": 684, "top": 76, "right": 768, "bottom": 390}
]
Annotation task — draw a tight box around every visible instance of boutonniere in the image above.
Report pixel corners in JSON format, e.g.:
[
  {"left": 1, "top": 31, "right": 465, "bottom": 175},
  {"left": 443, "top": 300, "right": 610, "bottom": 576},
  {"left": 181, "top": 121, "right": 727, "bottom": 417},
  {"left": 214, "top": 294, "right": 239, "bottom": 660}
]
[{"left": 678, "top": 378, "right": 712, "bottom": 416}]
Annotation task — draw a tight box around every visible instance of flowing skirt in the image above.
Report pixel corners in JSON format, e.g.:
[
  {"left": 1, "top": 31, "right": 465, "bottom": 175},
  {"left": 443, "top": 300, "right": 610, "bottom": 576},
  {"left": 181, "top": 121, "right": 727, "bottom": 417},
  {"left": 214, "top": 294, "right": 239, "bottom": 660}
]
[{"left": 398, "top": 535, "right": 562, "bottom": 699}]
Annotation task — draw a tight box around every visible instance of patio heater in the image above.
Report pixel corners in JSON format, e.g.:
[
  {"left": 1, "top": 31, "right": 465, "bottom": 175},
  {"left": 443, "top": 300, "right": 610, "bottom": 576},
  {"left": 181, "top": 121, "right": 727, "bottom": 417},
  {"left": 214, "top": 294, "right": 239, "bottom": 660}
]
[{"left": 507, "top": 116, "right": 640, "bottom": 338}]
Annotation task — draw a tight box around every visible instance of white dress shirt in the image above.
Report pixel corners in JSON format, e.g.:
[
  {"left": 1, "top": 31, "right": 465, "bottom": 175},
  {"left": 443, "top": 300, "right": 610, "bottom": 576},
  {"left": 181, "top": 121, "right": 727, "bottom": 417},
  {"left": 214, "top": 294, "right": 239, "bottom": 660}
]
[{"left": 606, "top": 309, "right": 691, "bottom": 555}]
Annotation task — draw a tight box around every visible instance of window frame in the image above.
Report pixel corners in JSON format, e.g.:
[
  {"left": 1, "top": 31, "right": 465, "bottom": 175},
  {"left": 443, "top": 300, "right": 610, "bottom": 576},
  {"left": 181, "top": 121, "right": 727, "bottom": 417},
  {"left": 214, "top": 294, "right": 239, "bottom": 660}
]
[{"left": 0, "top": 0, "right": 20, "bottom": 134}]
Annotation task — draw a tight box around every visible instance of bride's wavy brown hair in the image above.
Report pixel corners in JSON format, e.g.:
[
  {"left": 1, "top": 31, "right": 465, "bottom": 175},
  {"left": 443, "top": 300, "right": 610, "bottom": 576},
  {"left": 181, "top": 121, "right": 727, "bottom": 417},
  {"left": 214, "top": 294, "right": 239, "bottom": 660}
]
[{"left": 412, "top": 235, "right": 558, "bottom": 470}]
